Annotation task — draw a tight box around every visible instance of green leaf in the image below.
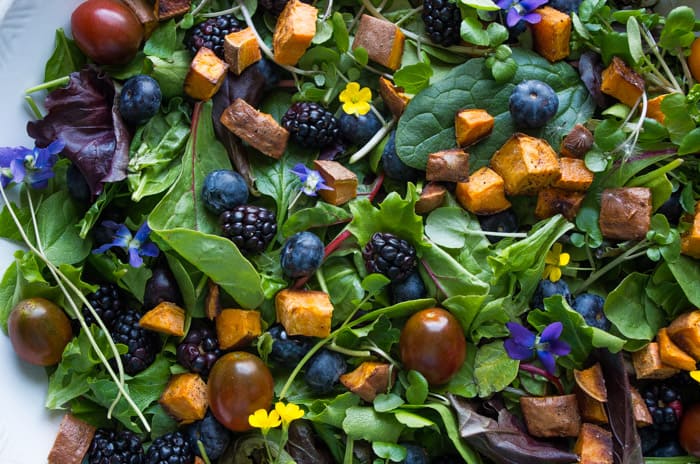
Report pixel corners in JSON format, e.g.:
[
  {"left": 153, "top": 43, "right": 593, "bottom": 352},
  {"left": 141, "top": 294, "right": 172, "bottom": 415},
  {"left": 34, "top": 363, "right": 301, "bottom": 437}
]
[
  {"left": 459, "top": 0, "right": 500, "bottom": 10},
  {"left": 313, "top": 19, "right": 334, "bottom": 44},
  {"left": 44, "top": 28, "right": 86, "bottom": 82},
  {"left": 420, "top": 245, "right": 490, "bottom": 300},
  {"left": 36, "top": 191, "right": 92, "bottom": 265},
  {"left": 460, "top": 12, "right": 490, "bottom": 46},
  {"left": 393, "top": 410, "right": 436, "bottom": 428},
  {"left": 372, "top": 442, "right": 407, "bottom": 462},
  {"left": 473, "top": 341, "right": 518, "bottom": 397},
  {"left": 353, "top": 47, "right": 369, "bottom": 66},
  {"left": 374, "top": 393, "right": 405, "bottom": 412},
  {"left": 306, "top": 392, "right": 361, "bottom": 429},
  {"left": 678, "top": 127, "right": 700, "bottom": 155},
  {"left": 604, "top": 273, "right": 664, "bottom": 342},
  {"left": 332, "top": 12, "right": 349, "bottom": 53},
  {"left": 394, "top": 62, "right": 433, "bottom": 94},
  {"left": 77, "top": 184, "right": 119, "bottom": 239},
  {"left": 626, "top": 17, "right": 643, "bottom": 65},
  {"left": 144, "top": 20, "right": 179, "bottom": 58},
  {"left": 148, "top": 51, "right": 191, "bottom": 99},
  {"left": 281, "top": 202, "right": 352, "bottom": 238},
  {"left": 324, "top": 255, "right": 365, "bottom": 324},
  {"left": 405, "top": 370, "right": 429, "bottom": 405},
  {"left": 0, "top": 261, "right": 19, "bottom": 333},
  {"left": 342, "top": 406, "right": 403, "bottom": 442},
  {"left": 667, "top": 256, "right": 700, "bottom": 307},
  {"left": 661, "top": 93, "right": 696, "bottom": 146},
  {"left": 659, "top": 6, "right": 696, "bottom": 50}
]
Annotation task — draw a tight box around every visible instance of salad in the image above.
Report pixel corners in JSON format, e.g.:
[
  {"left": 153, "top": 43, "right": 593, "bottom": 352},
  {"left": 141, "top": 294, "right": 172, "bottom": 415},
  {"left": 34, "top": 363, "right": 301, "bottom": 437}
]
[{"left": 1, "top": 0, "right": 700, "bottom": 462}]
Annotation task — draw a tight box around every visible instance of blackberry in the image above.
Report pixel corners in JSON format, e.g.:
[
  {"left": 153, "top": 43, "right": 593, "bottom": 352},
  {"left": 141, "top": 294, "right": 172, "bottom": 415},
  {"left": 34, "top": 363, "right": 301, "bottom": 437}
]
[
  {"left": 643, "top": 384, "right": 684, "bottom": 432},
  {"left": 362, "top": 232, "right": 417, "bottom": 283},
  {"left": 112, "top": 308, "right": 160, "bottom": 375},
  {"left": 145, "top": 431, "right": 194, "bottom": 464},
  {"left": 82, "top": 283, "right": 124, "bottom": 329},
  {"left": 220, "top": 205, "right": 277, "bottom": 255},
  {"left": 281, "top": 102, "right": 340, "bottom": 149},
  {"left": 176, "top": 320, "right": 221, "bottom": 377},
  {"left": 421, "top": 0, "right": 462, "bottom": 47},
  {"left": 87, "top": 428, "right": 144, "bottom": 464},
  {"left": 185, "top": 15, "right": 242, "bottom": 59}
]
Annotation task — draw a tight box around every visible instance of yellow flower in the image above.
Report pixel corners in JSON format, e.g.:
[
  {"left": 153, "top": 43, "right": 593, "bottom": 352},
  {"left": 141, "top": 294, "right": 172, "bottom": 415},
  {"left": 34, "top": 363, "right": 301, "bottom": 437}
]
[
  {"left": 275, "top": 401, "right": 305, "bottom": 426},
  {"left": 339, "top": 82, "right": 372, "bottom": 116},
  {"left": 543, "top": 243, "right": 570, "bottom": 282},
  {"left": 691, "top": 370, "right": 700, "bottom": 383},
  {"left": 248, "top": 408, "right": 281, "bottom": 433}
]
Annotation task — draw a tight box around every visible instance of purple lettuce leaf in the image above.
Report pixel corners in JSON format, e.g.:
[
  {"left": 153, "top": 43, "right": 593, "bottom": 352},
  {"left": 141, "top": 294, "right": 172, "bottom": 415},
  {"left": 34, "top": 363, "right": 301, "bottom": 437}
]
[{"left": 26, "top": 67, "right": 130, "bottom": 196}]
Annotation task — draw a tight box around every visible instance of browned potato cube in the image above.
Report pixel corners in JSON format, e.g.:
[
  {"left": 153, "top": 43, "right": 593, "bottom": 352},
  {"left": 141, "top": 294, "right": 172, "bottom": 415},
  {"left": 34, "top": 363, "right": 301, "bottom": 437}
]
[
  {"left": 122, "top": 0, "right": 158, "bottom": 37},
  {"left": 216, "top": 309, "right": 262, "bottom": 350},
  {"left": 668, "top": 310, "right": 700, "bottom": 360},
  {"left": 455, "top": 167, "right": 511, "bottom": 215},
  {"left": 426, "top": 148, "right": 469, "bottom": 183},
  {"left": 205, "top": 280, "right": 221, "bottom": 320},
  {"left": 630, "top": 387, "right": 654, "bottom": 427},
  {"left": 574, "top": 363, "right": 608, "bottom": 424},
  {"left": 224, "top": 27, "right": 262, "bottom": 75},
  {"left": 647, "top": 94, "right": 668, "bottom": 124},
  {"left": 535, "top": 187, "right": 585, "bottom": 221},
  {"left": 48, "top": 414, "right": 96, "bottom": 464},
  {"left": 520, "top": 394, "right": 581, "bottom": 437},
  {"left": 340, "top": 362, "right": 395, "bottom": 402},
  {"left": 601, "top": 56, "right": 645, "bottom": 107},
  {"left": 658, "top": 327, "right": 697, "bottom": 371},
  {"left": 139, "top": 301, "right": 186, "bottom": 337},
  {"left": 155, "top": 0, "right": 191, "bottom": 20},
  {"left": 632, "top": 342, "right": 680, "bottom": 380},
  {"left": 531, "top": 6, "right": 571, "bottom": 62},
  {"left": 560, "top": 124, "right": 594, "bottom": 158},
  {"left": 598, "top": 187, "right": 652, "bottom": 241},
  {"left": 313, "top": 160, "right": 358, "bottom": 206},
  {"left": 220, "top": 98, "right": 289, "bottom": 159},
  {"left": 576, "top": 388, "right": 608, "bottom": 424},
  {"left": 378, "top": 76, "right": 410, "bottom": 117},
  {"left": 455, "top": 109, "right": 494, "bottom": 147},
  {"left": 574, "top": 423, "right": 613, "bottom": 464},
  {"left": 160, "top": 373, "right": 208, "bottom": 423},
  {"left": 184, "top": 47, "right": 229, "bottom": 101},
  {"left": 273, "top": 0, "right": 317, "bottom": 66},
  {"left": 553, "top": 158, "right": 594, "bottom": 192},
  {"left": 490, "top": 133, "right": 561, "bottom": 195},
  {"left": 352, "top": 14, "right": 405, "bottom": 70},
  {"left": 275, "top": 289, "right": 333, "bottom": 338},
  {"left": 681, "top": 202, "right": 700, "bottom": 258},
  {"left": 415, "top": 182, "right": 447, "bottom": 214}
]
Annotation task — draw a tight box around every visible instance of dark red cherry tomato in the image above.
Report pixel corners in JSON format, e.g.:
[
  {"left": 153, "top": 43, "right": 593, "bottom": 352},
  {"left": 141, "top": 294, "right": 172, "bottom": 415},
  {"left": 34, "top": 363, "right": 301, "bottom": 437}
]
[
  {"left": 71, "top": 0, "right": 143, "bottom": 65},
  {"left": 400, "top": 307, "right": 467, "bottom": 385},
  {"left": 208, "top": 352, "right": 274, "bottom": 432},
  {"left": 680, "top": 402, "right": 700, "bottom": 456},
  {"left": 8, "top": 298, "right": 73, "bottom": 366}
]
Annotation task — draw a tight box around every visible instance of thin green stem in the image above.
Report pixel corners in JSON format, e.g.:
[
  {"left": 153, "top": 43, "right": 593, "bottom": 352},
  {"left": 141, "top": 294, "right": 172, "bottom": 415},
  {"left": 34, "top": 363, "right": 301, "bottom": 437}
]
[
  {"left": 327, "top": 342, "right": 371, "bottom": 358},
  {"left": 348, "top": 119, "right": 395, "bottom": 163},
  {"left": 641, "top": 24, "right": 682, "bottom": 93},
  {"left": 202, "top": 5, "right": 241, "bottom": 17},
  {"left": 24, "top": 96, "right": 42, "bottom": 119},
  {"left": 25, "top": 76, "right": 70, "bottom": 94},
  {"left": 576, "top": 240, "right": 650, "bottom": 294}
]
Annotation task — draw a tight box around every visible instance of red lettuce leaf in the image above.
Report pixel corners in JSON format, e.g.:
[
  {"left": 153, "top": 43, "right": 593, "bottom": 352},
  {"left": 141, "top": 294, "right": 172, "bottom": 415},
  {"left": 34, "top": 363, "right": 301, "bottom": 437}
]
[{"left": 27, "top": 67, "right": 130, "bottom": 196}]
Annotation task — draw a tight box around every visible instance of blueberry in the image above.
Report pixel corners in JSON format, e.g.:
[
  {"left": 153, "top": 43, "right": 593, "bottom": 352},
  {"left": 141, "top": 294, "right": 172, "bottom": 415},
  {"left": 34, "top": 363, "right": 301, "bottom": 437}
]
[
  {"left": 657, "top": 189, "right": 683, "bottom": 226},
  {"left": 280, "top": 231, "right": 325, "bottom": 279},
  {"left": 66, "top": 163, "right": 91, "bottom": 203},
  {"left": 304, "top": 349, "right": 347, "bottom": 394},
  {"left": 381, "top": 131, "right": 420, "bottom": 182},
  {"left": 390, "top": 271, "right": 426, "bottom": 304},
  {"left": 201, "top": 169, "right": 249, "bottom": 215},
  {"left": 531, "top": 279, "right": 573, "bottom": 310},
  {"left": 269, "top": 324, "right": 313, "bottom": 366},
  {"left": 572, "top": 293, "right": 610, "bottom": 330},
  {"left": 339, "top": 111, "right": 382, "bottom": 146},
  {"left": 118, "top": 75, "right": 162, "bottom": 125},
  {"left": 186, "top": 411, "right": 232, "bottom": 460},
  {"left": 400, "top": 443, "right": 429, "bottom": 464},
  {"left": 548, "top": 0, "right": 583, "bottom": 13},
  {"left": 509, "top": 80, "right": 559, "bottom": 129},
  {"left": 477, "top": 209, "right": 518, "bottom": 244}
]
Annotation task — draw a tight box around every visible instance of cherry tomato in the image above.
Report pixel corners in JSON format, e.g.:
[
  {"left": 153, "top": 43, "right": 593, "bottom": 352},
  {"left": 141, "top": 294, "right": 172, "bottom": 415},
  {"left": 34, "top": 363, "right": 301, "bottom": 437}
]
[
  {"left": 689, "top": 38, "right": 700, "bottom": 83},
  {"left": 71, "top": 0, "right": 143, "bottom": 65},
  {"left": 400, "top": 307, "right": 466, "bottom": 385},
  {"left": 679, "top": 402, "right": 700, "bottom": 456},
  {"left": 8, "top": 298, "right": 73, "bottom": 366},
  {"left": 208, "top": 352, "right": 274, "bottom": 432}
]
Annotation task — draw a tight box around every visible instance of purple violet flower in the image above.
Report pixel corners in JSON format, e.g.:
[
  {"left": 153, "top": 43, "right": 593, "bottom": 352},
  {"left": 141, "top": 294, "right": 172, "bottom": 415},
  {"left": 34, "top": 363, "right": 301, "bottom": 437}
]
[
  {"left": 504, "top": 321, "right": 571, "bottom": 374},
  {"left": 496, "top": 0, "right": 549, "bottom": 28},
  {"left": 290, "top": 163, "right": 334, "bottom": 196},
  {"left": 0, "top": 139, "right": 64, "bottom": 189},
  {"left": 92, "top": 221, "right": 159, "bottom": 268}
]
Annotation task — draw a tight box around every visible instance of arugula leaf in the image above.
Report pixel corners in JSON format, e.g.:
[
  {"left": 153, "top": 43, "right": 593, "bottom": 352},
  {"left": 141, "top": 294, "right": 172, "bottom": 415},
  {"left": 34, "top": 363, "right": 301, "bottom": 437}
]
[{"left": 44, "top": 28, "right": 86, "bottom": 82}]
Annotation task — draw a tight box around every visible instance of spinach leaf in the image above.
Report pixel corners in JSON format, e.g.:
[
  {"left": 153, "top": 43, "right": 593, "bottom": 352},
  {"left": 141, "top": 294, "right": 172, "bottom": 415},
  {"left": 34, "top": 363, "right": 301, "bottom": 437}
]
[
  {"left": 342, "top": 406, "right": 403, "bottom": 443},
  {"left": 604, "top": 273, "right": 665, "bottom": 343},
  {"left": 473, "top": 341, "right": 519, "bottom": 397},
  {"left": 44, "top": 28, "right": 86, "bottom": 82},
  {"left": 666, "top": 256, "right": 700, "bottom": 307},
  {"left": 282, "top": 202, "right": 352, "bottom": 238},
  {"left": 36, "top": 190, "right": 92, "bottom": 265},
  {"left": 396, "top": 48, "right": 594, "bottom": 170},
  {"left": 441, "top": 344, "right": 478, "bottom": 398},
  {"left": 143, "top": 20, "right": 179, "bottom": 59},
  {"left": 323, "top": 255, "right": 364, "bottom": 324},
  {"left": 148, "top": 51, "right": 191, "bottom": 99}
]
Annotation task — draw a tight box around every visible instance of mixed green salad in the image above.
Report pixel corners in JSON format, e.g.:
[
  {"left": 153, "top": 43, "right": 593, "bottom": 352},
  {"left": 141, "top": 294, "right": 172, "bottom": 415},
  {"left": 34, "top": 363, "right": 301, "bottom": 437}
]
[{"left": 2, "top": 0, "right": 700, "bottom": 462}]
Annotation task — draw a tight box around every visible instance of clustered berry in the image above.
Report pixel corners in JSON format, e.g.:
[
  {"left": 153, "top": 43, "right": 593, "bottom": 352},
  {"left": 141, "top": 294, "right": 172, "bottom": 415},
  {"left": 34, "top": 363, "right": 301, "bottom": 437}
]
[
  {"left": 87, "top": 428, "right": 144, "bottom": 464},
  {"left": 82, "top": 283, "right": 124, "bottom": 329},
  {"left": 220, "top": 205, "right": 277, "bottom": 255},
  {"left": 111, "top": 308, "right": 160, "bottom": 375},
  {"left": 281, "top": 102, "right": 340, "bottom": 149},
  {"left": 363, "top": 232, "right": 417, "bottom": 283},
  {"left": 185, "top": 14, "right": 242, "bottom": 58},
  {"left": 421, "top": 0, "right": 462, "bottom": 46},
  {"left": 176, "top": 320, "right": 222, "bottom": 377}
]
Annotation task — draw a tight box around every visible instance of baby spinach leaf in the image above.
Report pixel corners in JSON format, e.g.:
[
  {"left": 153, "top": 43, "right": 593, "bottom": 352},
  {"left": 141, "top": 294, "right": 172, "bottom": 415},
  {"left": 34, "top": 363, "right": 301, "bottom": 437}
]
[
  {"left": 441, "top": 345, "right": 478, "bottom": 398},
  {"left": 394, "top": 62, "right": 433, "bottom": 94},
  {"left": 473, "top": 341, "right": 519, "bottom": 398},
  {"left": 143, "top": 19, "right": 179, "bottom": 59},
  {"left": 282, "top": 202, "right": 352, "bottom": 238},
  {"left": 421, "top": 244, "right": 490, "bottom": 302},
  {"left": 667, "top": 256, "right": 700, "bottom": 307},
  {"left": 148, "top": 51, "right": 191, "bottom": 99},
  {"left": 396, "top": 48, "right": 595, "bottom": 170},
  {"left": 604, "top": 273, "right": 665, "bottom": 343},
  {"left": 37, "top": 190, "right": 92, "bottom": 265},
  {"left": 44, "top": 28, "right": 86, "bottom": 82},
  {"left": 342, "top": 406, "right": 403, "bottom": 443}
]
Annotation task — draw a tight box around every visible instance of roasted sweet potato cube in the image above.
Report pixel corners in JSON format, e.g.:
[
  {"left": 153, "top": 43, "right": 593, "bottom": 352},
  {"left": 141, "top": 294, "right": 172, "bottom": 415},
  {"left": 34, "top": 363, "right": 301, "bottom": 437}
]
[
  {"left": 455, "top": 167, "right": 511, "bottom": 215},
  {"left": 275, "top": 289, "right": 333, "bottom": 338},
  {"left": 668, "top": 310, "right": 700, "bottom": 360},
  {"left": 205, "top": 280, "right": 221, "bottom": 320},
  {"left": 553, "top": 158, "right": 594, "bottom": 192},
  {"left": 353, "top": 14, "right": 405, "bottom": 70},
  {"left": 658, "top": 327, "right": 697, "bottom": 371},
  {"left": 574, "top": 363, "right": 607, "bottom": 402},
  {"left": 632, "top": 342, "right": 680, "bottom": 380},
  {"left": 415, "top": 182, "right": 447, "bottom": 214},
  {"left": 455, "top": 109, "right": 494, "bottom": 147},
  {"left": 490, "top": 133, "right": 561, "bottom": 195},
  {"left": 216, "top": 309, "right": 262, "bottom": 350},
  {"left": 574, "top": 423, "right": 613, "bottom": 464},
  {"left": 426, "top": 148, "right": 469, "bottom": 183},
  {"left": 647, "top": 94, "right": 668, "bottom": 124},
  {"left": 139, "top": 301, "right": 186, "bottom": 337},
  {"left": 224, "top": 27, "right": 262, "bottom": 75},
  {"left": 184, "top": 47, "right": 229, "bottom": 101},
  {"left": 122, "top": 0, "right": 158, "bottom": 37},
  {"left": 598, "top": 187, "right": 652, "bottom": 241},
  {"left": 630, "top": 387, "right": 654, "bottom": 427},
  {"left": 313, "top": 160, "right": 358, "bottom": 206},
  {"left": 340, "top": 362, "right": 395, "bottom": 402},
  {"left": 48, "top": 414, "right": 96, "bottom": 464},
  {"left": 220, "top": 98, "right": 289, "bottom": 159},
  {"left": 534, "top": 187, "right": 585, "bottom": 221},
  {"left": 160, "top": 373, "right": 208, "bottom": 423},
  {"left": 576, "top": 388, "right": 608, "bottom": 424},
  {"left": 378, "top": 76, "right": 410, "bottom": 117},
  {"left": 560, "top": 124, "right": 594, "bottom": 158},
  {"left": 601, "top": 56, "right": 645, "bottom": 107},
  {"left": 520, "top": 394, "right": 581, "bottom": 438},
  {"left": 155, "top": 0, "right": 191, "bottom": 20},
  {"left": 531, "top": 6, "right": 571, "bottom": 62},
  {"left": 681, "top": 202, "right": 700, "bottom": 258},
  {"left": 273, "top": 0, "right": 317, "bottom": 66}
]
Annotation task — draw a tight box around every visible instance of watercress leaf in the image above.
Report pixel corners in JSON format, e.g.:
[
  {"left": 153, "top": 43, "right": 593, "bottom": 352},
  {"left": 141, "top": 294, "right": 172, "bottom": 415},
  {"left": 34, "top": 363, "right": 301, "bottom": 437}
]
[
  {"left": 342, "top": 406, "right": 403, "bottom": 443},
  {"left": 405, "top": 370, "right": 429, "bottom": 405},
  {"left": 460, "top": 12, "right": 490, "bottom": 46},
  {"left": 486, "top": 22, "right": 508, "bottom": 46},
  {"left": 312, "top": 19, "right": 334, "bottom": 44},
  {"left": 661, "top": 93, "right": 696, "bottom": 145},
  {"left": 659, "top": 6, "right": 696, "bottom": 50},
  {"left": 353, "top": 47, "right": 368, "bottom": 66},
  {"left": 666, "top": 256, "right": 700, "bottom": 307},
  {"left": 331, "top": 12, "right": 349, "bottom": 52},
  {"left": 281, "top": 202, "right": 352, "bottom": 238},
  {"left": 144, "top": 19, "right": 179, "bottom": 58},
  {"left": 372, "top": 442, "right": 407, "bottom": 462},
  {"left": 600, "top": 31, "right": 633, "bottom": 65},
  {"left": 148, "top": 51, "right": 191, "bottom": 99},
  {"left": 393, "top": 410, "right": 436, "bottom": 429},
  {"left": 594, "top": 118, "right": 626, "bottom": 152},
  {"left": 604, "top": 273, "right": 664, "bottom": 342},
  {"left": 394, "top": 62, "right": 433, "bottom": 94},
  {"left": 306, "top": 392, "right": 361, "bottom": 429},
  {"left": 37, "top": 190, "right": 92, "bottom": 265},
  {"left": 490, "top": 57, "right": 518, "bottom": 83},
  {"left": 44, "top": 28, "right": 86, "bottom": 82},
  {"left": 678, "top": 127, "right": 700, "bottom": 155},
  {"left": 374, "top": 393, "right": 405, "bottom": 412}
]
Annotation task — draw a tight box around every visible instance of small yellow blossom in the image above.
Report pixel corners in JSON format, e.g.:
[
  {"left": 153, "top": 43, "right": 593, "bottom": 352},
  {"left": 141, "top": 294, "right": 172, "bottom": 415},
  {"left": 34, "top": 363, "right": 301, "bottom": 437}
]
[
  {"left": 248, "top": 408, "right": 281, "bottom": 433},
  {"left": 543, "top": 243, "right": 570, "bottom": 282},
  {"left": 339, "top": 82, "right": 372, "bottom": 116},
  {"left": 275, "top": 401, "right": 305, "bottom": 426},
  {"left": 691, "top": 370, "right": 700, "bottom": 383}
]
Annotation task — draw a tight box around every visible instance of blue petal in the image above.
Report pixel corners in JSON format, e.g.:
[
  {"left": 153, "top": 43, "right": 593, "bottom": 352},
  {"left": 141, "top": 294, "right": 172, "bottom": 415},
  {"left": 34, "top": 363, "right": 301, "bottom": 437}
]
[
  {"left": 520, "top": 0, "right": 548, "bottom": 11},
  {"left": 504, "top": 338, "right": 535, "bottom": 360},
  {"left": 128, "top": 247, "right": 144, "bottom": 267},
  {"left": 0, "top": 147, "right": 29, "bottom": 168},
  {"left": 92, "top": 243, "right": 118, "bottom": 255},
  {"left": 506, "top": 322, "right": 536, "bottom": 347},
  {"left": 290, "top": 163, "right": 310, "bottom": 182},
  {"left": 496, "top": 0, "right": 512, "bottom": 8},
  {"left": 45, "top": 139, "right": 65, "bottom": 155},
  {"left": 134, "top": 222, "right": 151, "bottom": 243},
  {"left": 537, "top": 350, "right": 556, "bottom": 375},
  {"left": 506, "top": 8, "right": 522, "bottom": 27},
  {"left": 521, "top": 12, "right": 542, "bottom": 24},
  {"left": 139, "top": 242, "right": 159, "bottom": 258},
  {"left": 547, "top": 339, "right": 571, "bottom": 356},
  {"left": 9, "top": 159, "right": 26, "bottom": 183},
  {"left": 540, "top": 322, "right": 563, "bottom": 343},
  {"left": 113, "top": 225, "right": 133, "bottom": 246}
]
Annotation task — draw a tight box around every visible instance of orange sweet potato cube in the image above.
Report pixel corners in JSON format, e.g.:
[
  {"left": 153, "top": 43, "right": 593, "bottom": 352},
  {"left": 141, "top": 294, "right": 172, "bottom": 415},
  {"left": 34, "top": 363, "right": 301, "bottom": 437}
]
[
  {"left": 630, "top": 386, "right": 654, "bottom": 427},
  {"left": 155, "top": 0, "right": 191, "bottom": 20},
  {"left": 139, "top": 301, "right": 186, "bottom": 337},
  {"left": 574, "top": 423, "right": 613, "bottom": 464},
  {"left": 632, "top": 342, "right": 680, "bottom": 380},
  {"left": 215, "top": 309, "right": 262, "bottom": 350},
  {"left": 352, "top": 14, "right": 405, "bottom": 70},
  {"left": 552, "top": 158, "right": 594, "bottom": 192},
  {"left": 601, "top": 56, "right": 645, "bottom": 107},
  {"left": 340, "top": 362, "right": 395, "bottom": 402},
  {"left": 535, "top": 187, "right": 585, "bottom": 221},
  {"left": 224, "top": 27, "right": 262, "bottom": 75},
  {"left": 647, "top": 94, "right": 668, "bottom": 124},
  {"left": 455, "top": 109, "right": 494, "bottom": 147},
  {"left": 275, "top": 289, "right": 333, "bottom": 338},
  {"left": 159, "top": 373, "right": 208, "bottom": 423},
  {"left": 681, "top": 203, "right": 700, "bottom": 258},
  {"left": 122, "top": 0, "right": 158, "bottom": 37},
  {"left": 667, "top": 310, "right": 700, "bottom": 360},
  {"left": 658, "top": 327, "right": 697, "bottom": 371},
  {"left": 184, "top": 47, "right": 229, "bottom": 101},
  {"left": 490, "top": 133, "right": 561, "bottom": 195},
  {"left": 313, "top": 160, "right": 358, "bottom": 206},
  {"left": 531, "top": 6, "right": 571, "bottom": 62},
  {"left": 378, "top": 76, "right": 410, "bottom": 117},
  {"left": 220, "top": 98, "right": 289, "bottom": 159},
  {"left": 520, "top": 394, "right": 581, "bottom": 438},
  {"left": 455, "top": 167, "right": 511, "bottom": 215},
  {"left": 415, "top": 182, "right": 447, "bottom": 214},
  {"left": 426, "top": 148, "right": 469, "bottom": 183},
  {"left": 272, "top": 0, "right": 317, "bottom": 66}
]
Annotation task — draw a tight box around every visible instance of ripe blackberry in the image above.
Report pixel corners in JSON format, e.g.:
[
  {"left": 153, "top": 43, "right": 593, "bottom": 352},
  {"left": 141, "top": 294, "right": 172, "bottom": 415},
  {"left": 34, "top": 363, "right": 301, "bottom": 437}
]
[
  {"left": 82, "top": 283, "right": 124, "bottom": 329},
  {"left": 111, "top": 308, "right": 160, "bottom": 375},
  {"left": 643, "top": 384, "right": 684, "bottom": 432},
  {"left": 281, "top": 102, "right": 339, "bottom": 149},
  {"left": 422, "top": 0, "right": 462, "bottom": 47},
  {"left": 259, "top": 0, "right": 290, "bottom": 15},
  {"left": 145, "top": 431, "right": 194, "bottom": 464},
  {"left": 185, "top": 15, "right": 242, "bottom": 58},
  {"left": 87, "top": 428, "right": 144, "bottom": 464},
  {"left": 362, "top": 232, "right": 417, "bottom": 283},
  {"left": 176, "top": 320, "right": 221, "bottom": 377},
  {"left": 220, "top": 205, "right": 277, "bottom": 255}
]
